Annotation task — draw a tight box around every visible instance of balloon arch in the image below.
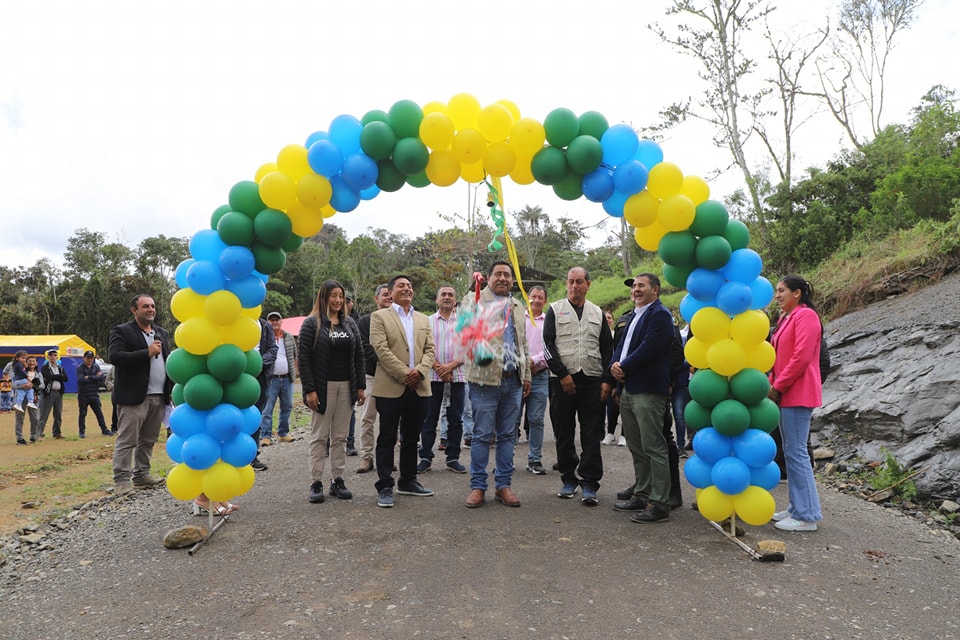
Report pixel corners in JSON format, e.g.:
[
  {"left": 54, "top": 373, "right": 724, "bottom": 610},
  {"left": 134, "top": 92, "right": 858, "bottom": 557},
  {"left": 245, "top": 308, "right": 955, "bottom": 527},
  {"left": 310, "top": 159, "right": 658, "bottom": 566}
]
[{"left": 163, "top": 94, "right": 780, "bottom": 527}]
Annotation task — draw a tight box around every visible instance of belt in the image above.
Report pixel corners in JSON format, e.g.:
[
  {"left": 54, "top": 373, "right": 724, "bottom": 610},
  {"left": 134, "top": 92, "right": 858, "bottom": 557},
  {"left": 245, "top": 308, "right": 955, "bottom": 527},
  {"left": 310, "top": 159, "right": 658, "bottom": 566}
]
[
  {"left": 272, "top": 375, "right": 288, "bottom": 379},
  {"left": 501, "top": 369, "right": 516, "bottom": 378}
]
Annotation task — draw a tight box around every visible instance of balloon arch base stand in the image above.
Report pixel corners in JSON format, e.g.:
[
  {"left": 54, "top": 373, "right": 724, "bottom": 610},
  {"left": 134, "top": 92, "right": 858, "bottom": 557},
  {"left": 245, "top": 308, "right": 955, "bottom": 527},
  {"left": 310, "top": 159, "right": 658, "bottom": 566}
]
[
  {"left": 188, "top": 509, "right": 230, "bottom": 556},
  {"left": 710, "top": 514, "right": 786, "bottom": 562}
]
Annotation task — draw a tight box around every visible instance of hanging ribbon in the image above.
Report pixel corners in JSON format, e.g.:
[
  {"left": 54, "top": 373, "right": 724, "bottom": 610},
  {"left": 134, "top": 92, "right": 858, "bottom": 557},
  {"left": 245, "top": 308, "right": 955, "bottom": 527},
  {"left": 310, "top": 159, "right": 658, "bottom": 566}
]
[{"left": 484, "top": 176, "right": 533, "bottom": 319}]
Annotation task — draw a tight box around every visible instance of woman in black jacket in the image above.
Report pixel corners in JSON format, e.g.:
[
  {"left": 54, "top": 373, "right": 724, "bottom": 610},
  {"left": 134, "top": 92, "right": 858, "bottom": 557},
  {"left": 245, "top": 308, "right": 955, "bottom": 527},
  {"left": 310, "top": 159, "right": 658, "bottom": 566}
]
[{"left": 298, "top": 279, "right": 366, "bottom": 505}]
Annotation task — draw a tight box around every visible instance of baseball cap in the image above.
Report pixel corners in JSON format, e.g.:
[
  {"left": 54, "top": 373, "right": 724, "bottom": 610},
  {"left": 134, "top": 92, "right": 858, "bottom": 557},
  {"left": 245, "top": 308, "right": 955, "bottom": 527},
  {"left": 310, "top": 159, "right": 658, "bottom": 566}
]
[
  {"left": 267, "top": 311, "right": 282, "bottom": 320},
  {"left": 84, "top": 350, "right": 95, "bottom": 357},
  {"left": 46, "top": 349, "right": 58, "bottom": 356}
]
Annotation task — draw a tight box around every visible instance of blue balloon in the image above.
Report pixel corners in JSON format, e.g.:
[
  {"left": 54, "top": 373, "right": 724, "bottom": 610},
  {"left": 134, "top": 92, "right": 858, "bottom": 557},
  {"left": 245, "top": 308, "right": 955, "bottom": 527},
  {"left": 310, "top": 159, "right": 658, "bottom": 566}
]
[
  {"left": 612, "top": 159, "right": 649, "bottom": 195},
  {"left": 686, "top": 267, "right": 726, "bottom": 301},
  {"left": 751, "top": 461, "right": 782, "bottom": 490},
  {"left": 749, "top": 276, "right": 774, "bottom": 309},
  {"left": 582, "top": 168, "right": 615, "bottom": 202},
  {"left": 341, "top": 153, "right": 379, "bottom": 192},
  {"left": 206, "top": 403, "right": 245, "bottom": 443},
  {"left": 693, "top": 427, "right": 733, "bottom": 464},
  {"left": 242, "top": 405, "right": 262, "bottom": 435},
  {"left": 220, "top": 433, "right": 258, "bottom": 467},
  {"left": 711, "top": 456, "right": 752, "bottom": 495},
  {"left": 680, "top": 293, "right": 712, "bottom": 324},
  {"left": 360, "top": 184, "right": 381, "bottom": 201},
  {"left": 190, "top": 229, "right": 228, "bottom": 262},
  {"left": 169, "top": 404, "right": 209, "bottom": 438},
  {"left": 732, "top": 429, "right": 778, "bottom": 468},
  {"left": 251, "top": 269, "right": 269, "bottom": 284},
  {"left": 219, "top": 245, "right": 256, "bottom": 280},
  {"left": 601, "top": 190, "right": 627, "bottom": 217},
  {"left": 721, "top": 248, "right": 763, "bottom": 283},
  {"left": 600, "top": 124, "right": 639, "bottom": 166},
  {"left": 683, "top": 454, "right": 714, "bottom": 489},
  {"left": 634, "top": 139, "right": 664, "bottom": 170},
  {"left": 186, "top": 259, "right": 226, "bottom": 296},
  {"left": 304, "top": 130, "right": 328, "bottom": 148},
  {"left": 225, "top": 273, "right": 267, "bottom": 308},
  {"left": 165, "top": 433, "right": 185, "bottom": 464},
  {"left": 307, "top": 139, "right": 344, "bottom": 178},
  {"left": 329, "top": 175, "right": 361, "bottom": 212},
  {"left": 716, "top": 280, "right": 753, "bottom": 316},
  {"left": 175, "top": 258, "right": 194, "bottom": 289},
  {"left": 180, "top": 432, "right": 221, "bottom": 471},
  {"left": 329, "top": 114, "right": 363, "bottom": 156}
]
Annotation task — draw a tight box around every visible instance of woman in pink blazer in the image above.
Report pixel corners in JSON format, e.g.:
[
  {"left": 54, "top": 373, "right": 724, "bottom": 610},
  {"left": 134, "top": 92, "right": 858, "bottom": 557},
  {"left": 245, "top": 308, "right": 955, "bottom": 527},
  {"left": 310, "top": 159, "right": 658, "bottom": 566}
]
[{"left": 768, "top": 275, "right": 823, "bottom": 532}]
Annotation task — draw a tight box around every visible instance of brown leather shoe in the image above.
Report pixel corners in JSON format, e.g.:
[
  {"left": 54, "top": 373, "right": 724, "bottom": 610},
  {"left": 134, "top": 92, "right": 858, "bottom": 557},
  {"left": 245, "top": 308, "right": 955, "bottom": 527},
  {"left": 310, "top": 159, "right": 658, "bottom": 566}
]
[
  {"left": 356, "top": 458, "right": 374, "bottom": 474},
  {"left": 494, "top": 487, "right": 521, "bottom": 507},
  {"left": 465, "top": 489, "right": 485, "bottom": 508}
]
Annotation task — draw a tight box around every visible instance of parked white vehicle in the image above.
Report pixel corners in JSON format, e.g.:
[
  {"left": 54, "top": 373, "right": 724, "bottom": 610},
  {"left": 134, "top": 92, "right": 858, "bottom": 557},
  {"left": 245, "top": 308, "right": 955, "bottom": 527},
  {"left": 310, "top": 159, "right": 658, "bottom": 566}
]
[{"left": 96, "top": 358, "right": 114, "bottom": 391}]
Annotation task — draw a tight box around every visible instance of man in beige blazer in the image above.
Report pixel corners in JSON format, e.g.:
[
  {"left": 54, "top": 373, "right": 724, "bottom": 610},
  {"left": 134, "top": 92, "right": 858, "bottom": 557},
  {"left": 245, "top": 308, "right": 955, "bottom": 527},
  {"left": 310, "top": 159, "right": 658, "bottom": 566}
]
[{"left": 370, "top": 274, "right": 436, "bottom": 508}]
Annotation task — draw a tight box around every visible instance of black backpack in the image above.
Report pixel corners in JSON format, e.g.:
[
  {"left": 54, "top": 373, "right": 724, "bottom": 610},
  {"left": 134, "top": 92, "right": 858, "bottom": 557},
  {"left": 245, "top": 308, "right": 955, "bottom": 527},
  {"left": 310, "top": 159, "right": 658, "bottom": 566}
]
[{"left": 819, "top": 336, "right": 831, "bottom": 383}]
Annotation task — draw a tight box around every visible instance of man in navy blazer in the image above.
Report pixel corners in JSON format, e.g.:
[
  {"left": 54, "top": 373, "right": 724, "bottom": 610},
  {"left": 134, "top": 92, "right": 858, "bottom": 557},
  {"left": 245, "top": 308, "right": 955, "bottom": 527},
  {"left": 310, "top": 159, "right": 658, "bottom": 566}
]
[
  {"left": 610, "top": 274, "right": 675, "bottom": 523},
  {"left": 108, "top": 294, "right": 173, "bottom": 495}
]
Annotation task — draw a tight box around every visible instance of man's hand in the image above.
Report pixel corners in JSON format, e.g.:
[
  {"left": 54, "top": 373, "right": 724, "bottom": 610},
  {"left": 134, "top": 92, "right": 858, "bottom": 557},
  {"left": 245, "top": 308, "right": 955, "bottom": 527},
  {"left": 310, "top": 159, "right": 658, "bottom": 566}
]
[
  {"left": 600, "top": 382, "right": 612, "bottom": 403},
  {"left": 402, "top": 369, "right": 422, "bottom": 388},
  {"left": 522, "top": 380, "right": 531, "bottom": 398},
  {"left": 560, "top": 374, "right": 576, "bottom": 395},
  {"left": 611, "top": 361, "right": 625, "bottom": 382},
  {"left": 356, "top": 389, "right": 366, "bottom": 406},
  {"left": 305, "top": 390, "right": 319, "bottom": 412}
]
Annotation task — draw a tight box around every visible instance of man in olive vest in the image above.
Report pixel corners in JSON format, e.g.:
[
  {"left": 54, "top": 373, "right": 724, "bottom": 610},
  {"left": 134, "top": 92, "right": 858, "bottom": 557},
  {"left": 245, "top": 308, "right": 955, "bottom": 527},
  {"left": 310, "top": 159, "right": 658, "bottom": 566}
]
[{"left": 543, "top": 266, "right": 614, "bottom": 505}]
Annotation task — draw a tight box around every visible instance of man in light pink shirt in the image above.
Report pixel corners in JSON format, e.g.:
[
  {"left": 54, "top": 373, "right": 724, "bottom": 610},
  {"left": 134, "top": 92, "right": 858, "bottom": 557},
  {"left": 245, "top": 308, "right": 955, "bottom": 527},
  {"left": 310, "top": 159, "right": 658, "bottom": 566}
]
[{"left": 518, "top": 285, "right": 549, "bottom": 475}]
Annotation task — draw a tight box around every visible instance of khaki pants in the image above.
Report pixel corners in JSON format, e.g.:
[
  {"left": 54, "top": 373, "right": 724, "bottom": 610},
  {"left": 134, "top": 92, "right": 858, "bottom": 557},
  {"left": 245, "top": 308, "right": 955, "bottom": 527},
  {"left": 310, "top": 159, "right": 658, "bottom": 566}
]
[
  {"left": 357, "top": 374, "right": 378, "bottom": 461},
  {"left": 308, "top": 381, "right": 353, "bottom": 482}
]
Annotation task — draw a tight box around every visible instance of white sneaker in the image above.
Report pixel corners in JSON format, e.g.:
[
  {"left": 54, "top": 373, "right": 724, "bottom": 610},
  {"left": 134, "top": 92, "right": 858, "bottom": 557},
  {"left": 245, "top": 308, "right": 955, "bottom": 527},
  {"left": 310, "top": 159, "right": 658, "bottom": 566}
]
[
  {"left": 772, "top": 509, "right": 791, "bottom": 521},
  {"left": 26, "top": 402, "right": 38, "bottom": 410},
  {"left": 601, "top": 433, "right": 616, "bottom": 446},
  {"left": 617, "top": 436, "right": 627, "bottom": 446},
  {"left": 14, "top": 404, "right": 24, "bottom": 413},
  {"left": 774, "top": 517, "right": 818, "bottom": 532}
]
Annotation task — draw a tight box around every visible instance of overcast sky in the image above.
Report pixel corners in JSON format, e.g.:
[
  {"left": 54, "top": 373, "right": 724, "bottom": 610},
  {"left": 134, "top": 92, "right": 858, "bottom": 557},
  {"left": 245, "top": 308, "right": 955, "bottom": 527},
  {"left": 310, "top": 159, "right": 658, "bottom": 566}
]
[{"left": 1, "top": 0, "right": 955, "bottom": 270}]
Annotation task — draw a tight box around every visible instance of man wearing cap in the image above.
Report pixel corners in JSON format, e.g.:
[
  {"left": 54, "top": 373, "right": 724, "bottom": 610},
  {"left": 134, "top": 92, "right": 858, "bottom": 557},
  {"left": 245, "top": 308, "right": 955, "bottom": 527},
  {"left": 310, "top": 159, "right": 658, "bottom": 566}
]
[
  {"left": 76, "top": 350, "right": 111, "bottom": 437},
  {"left": 260, "top": 311, "right": 298, "bottom": 446},
  {"left": 39, "top": 349, "right": 69, "bottom": 439}
]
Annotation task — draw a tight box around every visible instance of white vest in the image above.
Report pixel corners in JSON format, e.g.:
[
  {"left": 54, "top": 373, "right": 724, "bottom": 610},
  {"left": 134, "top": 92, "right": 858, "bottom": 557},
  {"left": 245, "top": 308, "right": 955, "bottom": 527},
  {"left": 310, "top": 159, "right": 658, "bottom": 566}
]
[{"left": 550, "top": 298, "right": 604, "bottom": 378}]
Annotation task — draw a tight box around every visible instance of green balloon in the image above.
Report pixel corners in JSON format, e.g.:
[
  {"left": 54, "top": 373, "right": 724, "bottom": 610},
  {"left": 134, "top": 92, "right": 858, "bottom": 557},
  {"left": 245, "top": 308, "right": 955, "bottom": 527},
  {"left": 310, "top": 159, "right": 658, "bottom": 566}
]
[
  {"left": 723, "top": 219, "right": 751, "bottom": 251},
  {"left": 183, "top": 373, "right": 224, "bottom": 411},
  {"left": 695, "top": 235, "right": 733, "bottom": 270},
  {"left": 166, "top": 348, "right": 208, "bottom": 385},
  {"left": 283, "top": 233, "right": 304, "bottom": 253},
  {"left": 730, "top": 368, "right": 771, "bottom": 405},
  {"left": 689, "top": 369, "right": 730, "bottom": 408},
  {"left": 210, "top": 204, "right": 232, "bottom": 230},
  {"left": 376, "top": 159, "right": 406, "bottom": 192},
  {"left": 578, "top": 111, "right": 609, "bottom": 139},
  {"left": 228, "top": 181, "right": 265, "bottom": 217},
  {"left": 361, "top": 109, "right": 389, "bottom": 126},
  {"left": 171, "top": 383, "right": 184, "bottom": 406},
  {"left": 543, "top": 107, "right": 579, "bottom": 147},
  {"left": 406, "top": 170, "right": 431, "bottom": 188},
  {"left": 711, "top": 398, "right": 751, "bottom": 437},
  {"left": 658, "top": 231, "right": 698, "bottom": 267},
  {"left": 392, "top": 137, "right": 429, "bottom": 175},
  {"left": 253, "top": 208, "right": 292, "bottom": 248},
  {"left": 553, "top": 171, "right": 583, "bottom": 201},
  {"left": 749, "top": 398, "right": 781, "bottom": 432},
  {"left": 684, "top": 400, "right": 712, "bottom": 432},
  {"left": 244, "top": 349, "right": 263, "bottom": 377},
  {"left": 564, "top": 135, "right": 603, "bottom": 174},
  {"left": 206, "top": 344, "right": 248, "bottom": 383},
  {"left": 387, "top": 99, "right": 424, "bottom": 139},
  {"left": 217, "top": 211, "right": 255, "bottom": 247},
  {"left": 690, "top": 200, "right": 729, "bottom": 237},
  {"left": 222, "top": 373, "right": 261, "bottom": 409},
  {"left": 252, "top": 241, "right": 286, "bottom": 275},
  {"left": 531, "top": 146, "right": 568, "bottom": 185},
  {"left": 663, "top": 262, "right": 696, "bottom": 289},
  {"left": 359, "top": 121, "right": 397, "bottom": 161}
]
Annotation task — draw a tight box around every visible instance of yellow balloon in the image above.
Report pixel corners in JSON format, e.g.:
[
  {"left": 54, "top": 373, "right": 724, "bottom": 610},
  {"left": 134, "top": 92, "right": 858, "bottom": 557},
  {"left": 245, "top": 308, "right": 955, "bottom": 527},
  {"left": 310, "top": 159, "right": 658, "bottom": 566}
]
[
  {"left": 647, "top": 161, "right": 684, "bottom": 199},
  {"left": 460, "top": 160, "right": 486, "bottom": 184},
  {"left": 277, "top": 144, "right": 311, "bottom": 180},
  {"left": 447, "top": 93, "right": 481, "bottom": 131},
  {"left": 287, "top": 201, "right": 324, "bottom": 237},
  {"left": 477, "top": 103, "right": 514, "bottom": 143},
  {"left": 175, "top": 317, "right": 222, "bottom": 355},
  {"left": 166, "top": 463, "right": 205, "bottom": 501},
  {"left": 419, "top": 112, "right": 456, "bottom": 150},
  {"left": 509, "top": 117, "right": 546, "bottom": 156},
  {"left": 483, "top": 141, "right": 517, "bottom": 177},
  {"left": 744, "top": 341, "right": 776, "bottom": 373},
  {"left": 204, "top": 290, "right": 242, "bottom": 326},
  {"left": 422, "top": 101, "right": 448, "bottom": 116},
  {"left": 237, "top": 464, "right": 256, "bottom": 495},
  {"left": 624, "top": 191, "right": 659, "bottom": 228},
  {"left": 730, "top": 309, "right": 771, "bottom": 347},
  {"left": 657, "top": 194, "right": 696, "bottom": 232},
  {"left": 254, "top": 162, "right": 278, "bottom": 183},
  {"left": 733, "top": 486, "right": 776, "bottom": 526},
  {"left": 425, "top": 149, "right": 461, "bottom": 187},
  {"left": 258, "top": 171, "right": 296, "bottom": 210},
  {"left": 171, "top": 288, "right": 206, "bottom": 323},
  {"left": 219, "top": 316, "right": 261, "bottom": 351},
  {"left": 707, "top": 338, "right": 747, "bottom": 377},
  {"left": 496, "top": 98, "right": 521, "bottom": 122},
  {"left": 680, "top": 175, "right": 710, "bottom": 205},
  {"left": 697, "top": 486, "right": 735, "bottom": 521},
  {"left": 510, "top": 155, "right": 536, "bottom": 185},
  {"left": 452, "top": 128, "right": 487, "bottom": 165},
  {"left": 684, "top": 336, "right": 710, "bottom": 370},
  {"left": 296, "top": 172, "right": 332, "bottom": 210},
  {"left": 691, "top": 307, "right": 731, "bottom": 344},
  {"left": 241, "top": 305, "right": 262, "bottom": 320},
  {"left": 634, "top": 221, "right": 669, "bottom": 252},
  {"left": 201, "top": 461, "right": 242, "bottom": 502},
  {"left": 319, "top": 204, "right": 337, "bottom": 219}
]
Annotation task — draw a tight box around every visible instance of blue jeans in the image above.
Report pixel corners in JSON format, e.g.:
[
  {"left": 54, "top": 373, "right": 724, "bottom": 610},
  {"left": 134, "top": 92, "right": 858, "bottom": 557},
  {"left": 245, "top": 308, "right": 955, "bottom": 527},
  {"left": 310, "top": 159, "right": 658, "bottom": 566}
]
[
  {"left": 468, "top": 376, "right": 522, "bottom": 490},
  {"left": 523, "top": 369, "right": 549, "bottom": 464},
  {"left": 259, "top": 376, "right": 293, "bottom": 438},
  {"left": 780, "top": 406, "right": 822, "bottom": 522},
  {"left": 420, "top": 382, "right": 464, "bottom": 462}
]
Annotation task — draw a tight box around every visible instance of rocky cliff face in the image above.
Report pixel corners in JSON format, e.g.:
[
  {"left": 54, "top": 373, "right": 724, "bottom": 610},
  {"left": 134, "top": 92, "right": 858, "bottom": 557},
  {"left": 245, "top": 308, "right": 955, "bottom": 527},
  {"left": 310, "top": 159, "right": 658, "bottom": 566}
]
[{"left": 815, "top": 272, "right": 960, "bottom": 499}]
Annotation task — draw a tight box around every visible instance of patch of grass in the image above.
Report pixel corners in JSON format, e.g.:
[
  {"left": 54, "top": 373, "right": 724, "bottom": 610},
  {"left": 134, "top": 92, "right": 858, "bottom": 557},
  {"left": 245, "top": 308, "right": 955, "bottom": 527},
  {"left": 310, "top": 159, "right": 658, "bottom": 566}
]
[{"left": 865, "top": 449, "right": 919, "bottom": 502}]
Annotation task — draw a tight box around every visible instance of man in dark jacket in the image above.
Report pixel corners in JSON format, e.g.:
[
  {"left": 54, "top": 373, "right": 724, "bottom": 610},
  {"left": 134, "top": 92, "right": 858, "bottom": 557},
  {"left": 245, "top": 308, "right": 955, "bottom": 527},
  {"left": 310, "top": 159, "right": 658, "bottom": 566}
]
[
  {"left": 76, "top": 350, "right": 111, "bottom": 437},
  {"left": 355, "top": 283, "right": 392, "bottom": 473},
  {"left": 250, "top": 318, "right": 278, "bottom": 471},
  {"left": 39, "top": 349, "right": 69, "bottom": 438}
]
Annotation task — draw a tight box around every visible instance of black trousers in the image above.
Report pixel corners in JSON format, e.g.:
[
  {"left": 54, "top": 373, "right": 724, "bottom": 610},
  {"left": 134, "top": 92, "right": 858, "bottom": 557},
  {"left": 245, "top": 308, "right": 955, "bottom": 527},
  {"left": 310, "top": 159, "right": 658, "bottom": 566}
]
[
  {"left": 375, "top": 389, "right": 427, "bottom": 492},
  {"left": 549, "top": 373, "right": 605, "bottom": 491},
  {"left": 78, "top": 393, "right": 108, "bottom": 433},
  {"left": 662, "top": 401, "right": 682, "bottom": 499}
]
